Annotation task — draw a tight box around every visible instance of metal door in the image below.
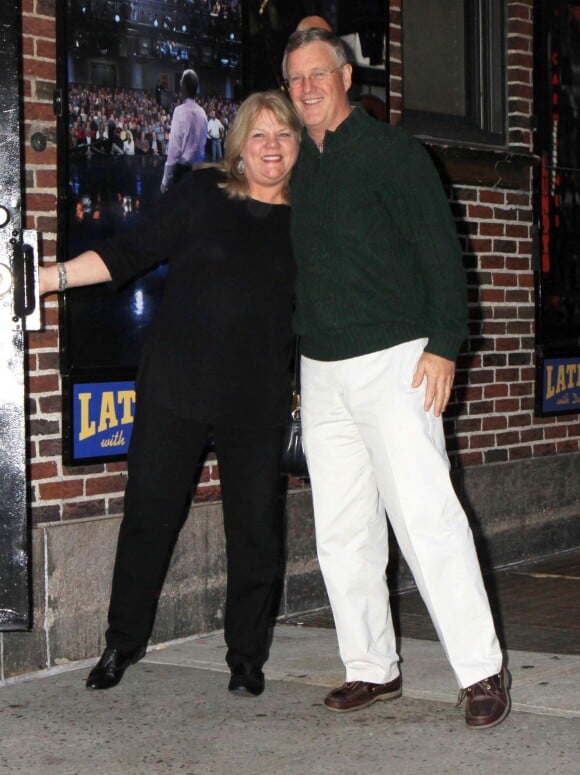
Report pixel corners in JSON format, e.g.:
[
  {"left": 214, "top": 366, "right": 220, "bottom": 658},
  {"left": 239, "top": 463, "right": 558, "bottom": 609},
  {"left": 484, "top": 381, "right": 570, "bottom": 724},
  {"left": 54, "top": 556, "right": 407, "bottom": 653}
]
[{"left": 0, "top": 0, "right": 41, "bottom": 631}]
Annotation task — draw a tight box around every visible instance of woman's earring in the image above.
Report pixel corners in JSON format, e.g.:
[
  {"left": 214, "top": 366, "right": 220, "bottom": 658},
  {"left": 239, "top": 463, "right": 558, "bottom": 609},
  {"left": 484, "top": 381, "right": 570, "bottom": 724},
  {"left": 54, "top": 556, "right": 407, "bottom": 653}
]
[{"left": 236, "top": 157, "right": 245, "bottom": 175}]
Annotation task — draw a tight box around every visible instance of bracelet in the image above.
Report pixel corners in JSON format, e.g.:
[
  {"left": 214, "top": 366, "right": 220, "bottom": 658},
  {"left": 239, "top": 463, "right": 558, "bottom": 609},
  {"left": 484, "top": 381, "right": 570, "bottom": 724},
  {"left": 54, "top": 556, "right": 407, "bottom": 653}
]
[{"left": 56, "top": 262, "right": 68, "bottom": 292}]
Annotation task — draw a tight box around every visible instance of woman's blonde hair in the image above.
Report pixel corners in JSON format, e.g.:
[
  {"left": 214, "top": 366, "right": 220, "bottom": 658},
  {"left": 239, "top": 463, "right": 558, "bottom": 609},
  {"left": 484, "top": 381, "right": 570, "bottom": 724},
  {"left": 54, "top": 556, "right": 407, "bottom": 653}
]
[{"left": 219, "top": 90, "right": 302, "bottom": 201}]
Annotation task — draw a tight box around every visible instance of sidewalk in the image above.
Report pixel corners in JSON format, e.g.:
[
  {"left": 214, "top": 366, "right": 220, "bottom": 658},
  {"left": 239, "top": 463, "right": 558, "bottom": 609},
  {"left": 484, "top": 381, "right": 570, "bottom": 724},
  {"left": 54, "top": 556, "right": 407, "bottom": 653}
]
[{"left": 1, "top": 623, "right": 578, "bottom": 774}]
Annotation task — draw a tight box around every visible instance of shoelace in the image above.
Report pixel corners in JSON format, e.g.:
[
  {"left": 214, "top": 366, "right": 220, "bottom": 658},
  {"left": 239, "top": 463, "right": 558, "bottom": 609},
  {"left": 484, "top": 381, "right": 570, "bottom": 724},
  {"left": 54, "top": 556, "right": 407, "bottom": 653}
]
[{"left": 456, "top": 674, "right": 502, "bottom": 706}]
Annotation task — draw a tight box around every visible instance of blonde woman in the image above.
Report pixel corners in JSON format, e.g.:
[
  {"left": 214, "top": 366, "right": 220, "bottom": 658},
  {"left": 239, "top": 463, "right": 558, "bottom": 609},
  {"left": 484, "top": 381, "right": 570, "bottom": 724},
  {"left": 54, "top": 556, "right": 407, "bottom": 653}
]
[{"left": 40, "top": 91, "right": 302, "bottom": 697}]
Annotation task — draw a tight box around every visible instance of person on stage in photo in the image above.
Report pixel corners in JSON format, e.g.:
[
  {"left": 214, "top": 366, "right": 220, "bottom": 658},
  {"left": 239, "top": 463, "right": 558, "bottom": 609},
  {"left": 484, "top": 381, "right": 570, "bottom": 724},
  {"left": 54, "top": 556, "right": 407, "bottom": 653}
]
[{"left": 160, "top": 69, "right": 208, "bottom": 192}]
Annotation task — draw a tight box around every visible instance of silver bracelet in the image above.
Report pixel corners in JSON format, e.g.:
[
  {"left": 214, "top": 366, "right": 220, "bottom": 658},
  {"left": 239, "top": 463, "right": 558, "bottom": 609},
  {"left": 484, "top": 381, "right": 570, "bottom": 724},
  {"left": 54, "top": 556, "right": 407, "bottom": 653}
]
[{"left": 56, "top": 262, "right": 68, "bottom": 292}]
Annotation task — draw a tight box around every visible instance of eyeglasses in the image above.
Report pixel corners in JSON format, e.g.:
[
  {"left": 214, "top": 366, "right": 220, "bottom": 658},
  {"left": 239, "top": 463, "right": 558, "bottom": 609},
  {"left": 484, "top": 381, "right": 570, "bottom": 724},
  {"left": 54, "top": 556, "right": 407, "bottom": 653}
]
[{"left": 284, "top": 67, "right": 342, "bottom": 91}]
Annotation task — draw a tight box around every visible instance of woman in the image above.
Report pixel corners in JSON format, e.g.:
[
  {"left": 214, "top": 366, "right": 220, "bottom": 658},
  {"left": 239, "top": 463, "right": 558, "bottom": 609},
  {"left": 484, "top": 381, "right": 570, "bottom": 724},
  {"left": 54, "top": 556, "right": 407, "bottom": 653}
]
[{"left": 40, "top": 91, "right": 302, "bottom": 697}]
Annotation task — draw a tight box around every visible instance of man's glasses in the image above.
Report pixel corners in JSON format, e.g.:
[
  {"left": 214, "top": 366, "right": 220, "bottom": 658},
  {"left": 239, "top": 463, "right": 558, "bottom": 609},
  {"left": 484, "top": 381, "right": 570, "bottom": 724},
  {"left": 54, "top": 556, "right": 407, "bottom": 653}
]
[{"left": 284, "top": 67, "right": 342, "bottom": 91}]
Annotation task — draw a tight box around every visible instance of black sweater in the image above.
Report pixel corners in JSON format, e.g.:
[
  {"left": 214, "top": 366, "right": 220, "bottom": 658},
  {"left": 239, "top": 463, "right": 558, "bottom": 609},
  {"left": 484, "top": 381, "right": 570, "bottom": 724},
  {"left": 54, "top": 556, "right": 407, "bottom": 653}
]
[{"left": 98, "top": 167, "right": 295, "bottom": 427}]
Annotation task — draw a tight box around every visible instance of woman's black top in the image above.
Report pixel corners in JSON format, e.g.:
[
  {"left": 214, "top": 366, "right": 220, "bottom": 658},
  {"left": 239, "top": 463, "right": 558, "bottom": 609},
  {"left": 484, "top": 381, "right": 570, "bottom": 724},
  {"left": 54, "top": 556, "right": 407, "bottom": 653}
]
[{"left": 98, "top": 167, "right": 295, "bottom": 428}]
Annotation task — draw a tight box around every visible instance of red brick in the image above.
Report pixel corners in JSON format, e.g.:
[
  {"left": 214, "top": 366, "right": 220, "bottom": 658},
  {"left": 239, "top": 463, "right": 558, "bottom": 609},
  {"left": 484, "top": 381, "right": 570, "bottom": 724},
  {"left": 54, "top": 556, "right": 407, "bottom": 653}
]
[
  {"left": 468, "top": 400, "right": 495, "bottom": 415},
  {"left": 24, "top": 147, "right": 57, "bottom": 167},
  {"left": 38, "top": 438, "right": 62, "bottom": 457},
  {"left": 31, "top": 460, "right": 58, "bottom": 479},
  {"left": 506, "top": 224, "right": 529, "bottom": 238},
  {"left": 86, "top": 475, "right": 127, "bottom": 496},
  {"left": 496, "top": 431, "right": 521, "bottom": 446},
  {"left": 22, "top": 16, "right": 55, "bottom": 39},
  {"left": 505, "top": 289, "right": 532, "bottom": 302},
  {"left": 506, "top": 192, "right": 529, "bottom": 206},
  {"left": 26, "top": 192, "right": 57, "bottom": 211},
  {"left": 544, "top": 426, "right": 568, "bottom": 440},
  {"left": 480, "top": 223, "right": 505, "bottom": 237},
  {"left": 495, "top": 337, "right": 522, "bottom": 351},
  {"left": 193, "top": 485, "right": 222, "bottom": 503},
  {"left": 482, "top": 415, "right": 508, "bottom": 430},
  {"left": 520, "top": 428, "right": 544, "bottom": 442},
  {"left": 106, "top": 461, "right": 128, "bottom": 474},
  {"left": 508, "top": 35, "right": 532, "bottom": 53},
  {"left": 508, "top": 412, "right": 532, "bottom": 426},
  {"left": 39, "top": 480, "right": 84, "bottom": 500},
  {"left": 25, "top": 102, "right": 54, "bottom": 120},
  {"left": 480, "top": 256, "right": 506, "bottom": 269},
  {"left": 38, "top": 395, "right": 62, "bottom": 413},
  {"left": 507, "top": 321, "right": 532, "bottom": 334},
  {"left": 108, "top": 497, "right": 125, "bottom": 516},
  {"left": 509, "top": 445, "right": 533, "bottom": 460},
  {"left": 492, "top": 272, "right": 519, "bottom": 287},
  {"left": 469, "top": 434, "right": 497, "bottom": 449},
  {"left": 462, "top": 386, "right": 484, "bottom": 401},
  {"left": 480, "top": 289, "right": 506, "bottom": 303},
  {"left": 508, "top": 67, "right": 532, "bottom": 85},
  {"left": 457, "top": 451, "right": 484, "bottom": 466},
  {"left": 62, "top": 499, "right": 107, "bottom": 520},
  {"left": 468, "top": 204, "right": 494, "bottom": 219},
  {"left": 493, "top": 239, "right": 518, "bottom": 254},
  {"left": 484, "top": 384, "right": 509, "bottom": 398},
  {"left": 531, "top": 442, "right": 557, "bottom": 456},
  {"left": 480, "top": 190, "right": 505, "bottom": 205},
  {"left": 35, "top": 169, "right": 57, "bottom": 188},
  {"left": 494, "top": 368, "right": 521, "bottom": 382},
  {"left": 36, "top": 38, "right": 56, "bottom": 59},
  {"left": 517, "top": 273, "right": 534, "bottom": 287},
  {"left": 23, "top": 57, "right": 56, "bottom": 80},
  {"left": 508, "top": 256, "right": 532, "bottom": 270},
  {"left": 469, "top": 238, "right": 494, "bottom": 253},
  {"left": 28, "top": 330, "right": 58, "bottom": 350},
  {"left": 557, "top": 439, "right": 580, "bottom": 453},
  {"left": 495, "top": 399, "right": 520, "bottom": 412},
  {"left": 29, "top": 373, "right": 59, "bottom": 393}
]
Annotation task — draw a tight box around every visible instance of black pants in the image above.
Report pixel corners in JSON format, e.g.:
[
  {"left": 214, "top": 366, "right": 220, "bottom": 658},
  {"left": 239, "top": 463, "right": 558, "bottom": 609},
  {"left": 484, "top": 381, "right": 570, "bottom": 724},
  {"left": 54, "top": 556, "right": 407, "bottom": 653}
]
[{"left": 105, "top": 399, "right": 285, "bottom": 669}]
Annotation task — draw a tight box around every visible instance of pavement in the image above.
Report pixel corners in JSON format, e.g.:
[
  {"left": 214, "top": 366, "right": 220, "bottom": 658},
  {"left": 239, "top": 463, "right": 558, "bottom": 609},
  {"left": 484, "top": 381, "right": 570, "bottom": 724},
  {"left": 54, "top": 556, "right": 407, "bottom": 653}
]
[{"left": 0, "top": 621, "right": 578, "bottom": 774}]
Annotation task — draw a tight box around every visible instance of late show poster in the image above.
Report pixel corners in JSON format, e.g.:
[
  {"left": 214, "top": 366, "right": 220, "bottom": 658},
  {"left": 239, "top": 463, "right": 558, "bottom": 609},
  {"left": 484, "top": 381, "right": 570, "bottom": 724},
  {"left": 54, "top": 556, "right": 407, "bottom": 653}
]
[{"left": 60, "top": 0, "right": 243, "bottom": 462}]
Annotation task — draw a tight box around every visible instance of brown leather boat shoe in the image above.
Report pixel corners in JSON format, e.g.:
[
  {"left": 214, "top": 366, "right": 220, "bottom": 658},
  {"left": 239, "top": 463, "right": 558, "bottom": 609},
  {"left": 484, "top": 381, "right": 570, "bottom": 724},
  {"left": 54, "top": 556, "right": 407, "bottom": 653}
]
[
  {"left": 324, "top": 675, "right": 402, "bottom": 713},
  {"left": 458, "top": 668, "right": 511, "bottom": 730}
]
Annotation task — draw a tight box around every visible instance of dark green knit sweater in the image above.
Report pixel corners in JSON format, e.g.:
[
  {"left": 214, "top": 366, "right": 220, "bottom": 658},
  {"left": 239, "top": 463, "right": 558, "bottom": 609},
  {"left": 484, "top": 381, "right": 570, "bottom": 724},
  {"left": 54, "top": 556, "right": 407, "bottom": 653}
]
[{"left": 290, "top": 107, "right": 468, "bottom": 362}]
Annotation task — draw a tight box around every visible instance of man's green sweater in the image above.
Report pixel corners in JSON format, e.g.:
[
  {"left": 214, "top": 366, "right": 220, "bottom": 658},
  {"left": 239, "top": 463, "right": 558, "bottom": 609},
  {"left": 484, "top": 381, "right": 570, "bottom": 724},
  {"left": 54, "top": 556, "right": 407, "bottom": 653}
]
[{"left": 290, "top": 107, "right": 468, "bottom": 362}]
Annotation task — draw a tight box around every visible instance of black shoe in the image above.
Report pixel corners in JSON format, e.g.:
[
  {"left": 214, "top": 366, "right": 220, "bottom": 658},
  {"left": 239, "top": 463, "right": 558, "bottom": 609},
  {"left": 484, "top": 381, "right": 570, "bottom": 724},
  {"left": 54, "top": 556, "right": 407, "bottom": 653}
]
[
  {"left": 85, "top": 646, "right": 147, "bottom": 690},
  {"left": 228, "top": 663, "right": 265, "bottom": 697}
]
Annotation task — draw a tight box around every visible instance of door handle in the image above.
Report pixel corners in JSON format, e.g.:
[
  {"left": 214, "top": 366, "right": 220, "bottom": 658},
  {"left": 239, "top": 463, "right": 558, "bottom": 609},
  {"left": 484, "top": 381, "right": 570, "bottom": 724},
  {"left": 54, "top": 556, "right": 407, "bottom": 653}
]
[{"left": 13, "top": 229, "right": 42, "bottom": 331}]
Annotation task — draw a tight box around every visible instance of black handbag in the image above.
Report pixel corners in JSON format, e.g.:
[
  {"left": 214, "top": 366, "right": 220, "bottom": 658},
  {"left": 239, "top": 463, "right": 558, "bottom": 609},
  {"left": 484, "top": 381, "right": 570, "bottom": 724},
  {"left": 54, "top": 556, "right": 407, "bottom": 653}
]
[{"left": 280, "top": 337, "right": 309, "bottom": 479}]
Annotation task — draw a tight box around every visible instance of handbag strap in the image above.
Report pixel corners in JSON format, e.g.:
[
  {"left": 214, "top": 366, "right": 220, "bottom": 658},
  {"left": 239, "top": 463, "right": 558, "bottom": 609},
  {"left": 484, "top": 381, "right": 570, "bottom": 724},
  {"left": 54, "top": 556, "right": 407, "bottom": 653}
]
[{"left": 293, "top": 336, "right": 301, "bottom": 393}]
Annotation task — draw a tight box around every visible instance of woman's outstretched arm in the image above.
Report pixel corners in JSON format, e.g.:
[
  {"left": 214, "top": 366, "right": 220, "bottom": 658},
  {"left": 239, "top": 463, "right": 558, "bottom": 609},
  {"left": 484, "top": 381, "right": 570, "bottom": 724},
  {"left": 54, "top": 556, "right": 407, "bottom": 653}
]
[{"left": 39, "top": 250, "right": 112, "bottom": 295}]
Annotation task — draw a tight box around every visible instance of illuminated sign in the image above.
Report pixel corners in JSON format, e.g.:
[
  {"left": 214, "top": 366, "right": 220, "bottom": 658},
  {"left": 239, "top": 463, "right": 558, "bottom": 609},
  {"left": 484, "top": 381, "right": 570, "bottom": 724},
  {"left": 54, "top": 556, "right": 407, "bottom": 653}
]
[
  {"left": 542, "top": 357, "right": 580, "bottom": 413},
  {"left": 73, "top": 380, "right": 135, "bottom": 459}
]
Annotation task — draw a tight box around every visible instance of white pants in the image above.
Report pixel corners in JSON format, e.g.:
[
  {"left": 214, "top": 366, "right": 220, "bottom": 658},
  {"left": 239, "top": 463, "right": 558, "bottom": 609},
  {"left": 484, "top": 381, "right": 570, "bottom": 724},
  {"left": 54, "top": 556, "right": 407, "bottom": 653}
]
[{"left": 301, "top": 339, "right": 502, "bottom": 689}]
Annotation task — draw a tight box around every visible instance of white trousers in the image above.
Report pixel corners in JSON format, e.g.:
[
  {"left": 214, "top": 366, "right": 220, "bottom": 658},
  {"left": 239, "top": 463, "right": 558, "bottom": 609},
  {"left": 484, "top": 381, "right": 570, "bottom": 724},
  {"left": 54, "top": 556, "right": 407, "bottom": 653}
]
[{"left": 301, "top": 339, "right": 502, "bottom": 689}]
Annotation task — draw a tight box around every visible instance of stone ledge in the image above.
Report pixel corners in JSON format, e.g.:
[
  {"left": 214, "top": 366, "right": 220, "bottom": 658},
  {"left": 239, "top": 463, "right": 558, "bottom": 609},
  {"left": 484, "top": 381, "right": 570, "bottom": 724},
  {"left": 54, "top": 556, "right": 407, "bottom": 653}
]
[{"left": 2, "top": 453, "right": 579, "bottom": 679}]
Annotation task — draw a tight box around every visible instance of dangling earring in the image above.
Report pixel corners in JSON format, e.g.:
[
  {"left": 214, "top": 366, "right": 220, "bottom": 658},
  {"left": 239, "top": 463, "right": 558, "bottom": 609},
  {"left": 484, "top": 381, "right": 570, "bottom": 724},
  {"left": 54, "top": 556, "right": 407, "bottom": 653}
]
[{"left": 236, "top": 157, "right": 245, "bottom": 175}]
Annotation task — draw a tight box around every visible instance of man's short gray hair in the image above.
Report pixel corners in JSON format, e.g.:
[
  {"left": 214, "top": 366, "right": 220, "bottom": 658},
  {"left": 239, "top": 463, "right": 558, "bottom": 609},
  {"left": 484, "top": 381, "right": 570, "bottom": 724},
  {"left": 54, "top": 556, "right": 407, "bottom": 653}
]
[{"left": 282, "top": 28, "right": 351, "bottom": 79}]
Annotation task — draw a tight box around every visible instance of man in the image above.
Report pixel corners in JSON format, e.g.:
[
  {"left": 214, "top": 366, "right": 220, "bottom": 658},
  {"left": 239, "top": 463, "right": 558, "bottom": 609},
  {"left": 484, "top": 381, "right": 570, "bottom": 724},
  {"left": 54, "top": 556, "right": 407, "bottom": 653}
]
[
  {"left": 160, "top": 69, "right": 208, "bottom": 193},
  {"left": 282, "top": 26, "right": 510, "bottom": 730},
  {"left": 207, "top": 109, "right": 225, "bottom": 162}
]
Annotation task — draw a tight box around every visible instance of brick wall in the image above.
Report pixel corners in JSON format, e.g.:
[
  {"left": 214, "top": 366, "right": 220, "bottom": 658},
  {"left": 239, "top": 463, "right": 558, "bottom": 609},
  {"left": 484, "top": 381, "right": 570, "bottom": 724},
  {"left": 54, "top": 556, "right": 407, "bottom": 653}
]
[
  {"left": 22, "top": 0, "right": 579, "bottom": 528},
  {"left": 393, "top": 0, "right": 579, "bottom": 466}
]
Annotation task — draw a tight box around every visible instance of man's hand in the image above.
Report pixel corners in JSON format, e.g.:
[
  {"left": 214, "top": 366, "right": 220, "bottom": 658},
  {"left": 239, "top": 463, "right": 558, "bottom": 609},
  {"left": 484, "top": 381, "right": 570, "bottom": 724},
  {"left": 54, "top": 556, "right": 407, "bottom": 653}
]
[{"left": 412, "top": 352, "right": 456, "bottom": 416}]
